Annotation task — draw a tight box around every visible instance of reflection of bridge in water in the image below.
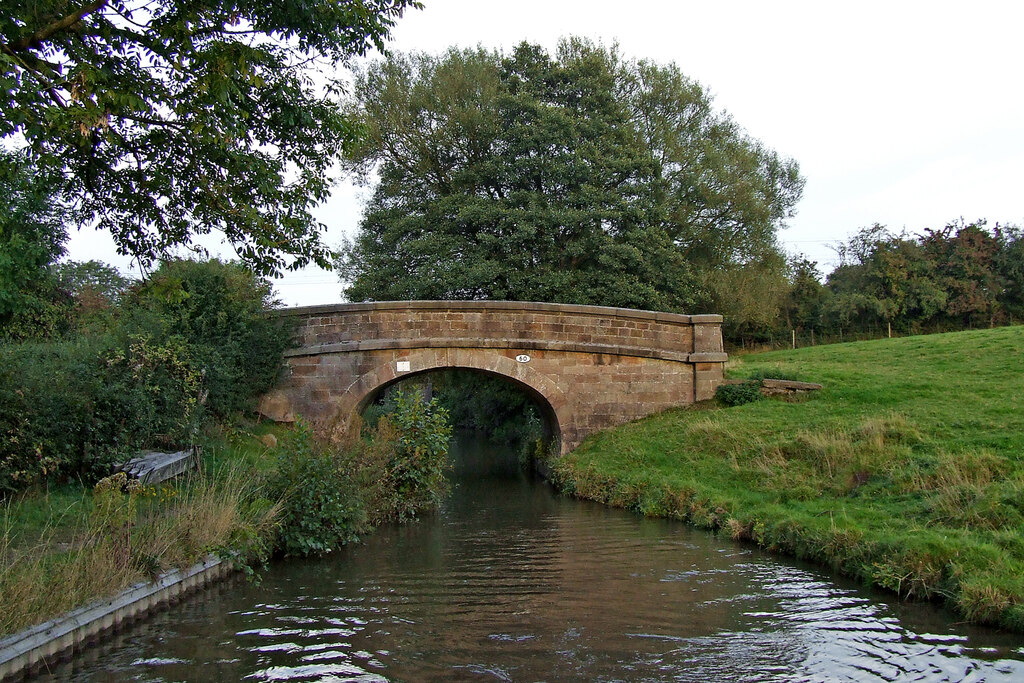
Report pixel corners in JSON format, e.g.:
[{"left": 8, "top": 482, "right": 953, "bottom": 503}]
[{"left": 258, "top": 301, "right": 726, "bottom": 454}]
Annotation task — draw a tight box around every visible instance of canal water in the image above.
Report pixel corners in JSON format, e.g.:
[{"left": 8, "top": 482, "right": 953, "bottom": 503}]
[{"left": 44, "top": 435, "right": 1024, "bottom": 682}]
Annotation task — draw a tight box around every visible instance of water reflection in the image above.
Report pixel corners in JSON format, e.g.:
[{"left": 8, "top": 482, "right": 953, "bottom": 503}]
[{"left": 42, "top": 435, "right": 1024, "bottom": 682}]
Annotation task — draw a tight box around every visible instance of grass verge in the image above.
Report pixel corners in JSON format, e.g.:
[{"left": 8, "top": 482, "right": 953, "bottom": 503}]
[
  {"left": 552, "top": 325, "right": 1024, "bottom": 630},
  {"left": 0, "top": 424, "right": 287, "bottom": 638}
]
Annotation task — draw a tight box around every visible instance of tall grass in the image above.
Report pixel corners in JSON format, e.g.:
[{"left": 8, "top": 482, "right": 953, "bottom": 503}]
[{"left": 0, "top": 466, "right": 278, "bottom": 637}]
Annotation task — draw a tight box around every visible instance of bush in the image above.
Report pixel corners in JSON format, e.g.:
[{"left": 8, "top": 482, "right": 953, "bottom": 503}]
[
  {"left": 266, "top": 422, "right": 364, "bottom": 557},
  {"left": 0, "top": 334, "right": 201, "bottom": 494},
  {"left": 358, "top": 390, "right": 453, "bottom": 523},
  {"left": 0, "top": 258, "right": 292, "bottom": 496},
  {"left": 715, "top": 381, "right": 763, "bottom": 407},
  {"left": 121, "top": 259, "right": 293, "bottom": 418}
]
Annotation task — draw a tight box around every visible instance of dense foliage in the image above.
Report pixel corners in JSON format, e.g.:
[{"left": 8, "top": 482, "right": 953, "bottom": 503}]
[
  {"left": 368, "top": 390, "right": 453, "bottom": 522},
  {"left": 121, "top": 259, "right": 293, "bottom": 417},
  {"left": 0, "top": 151, "right": 73, "bottom": 340},
  {"left": 777, "top": 220, "right": 1024, "bottom": 346},
  {"left": 266, "top": 422, "right": 364, "bottom": 557},
  {"left": 1, "top": 0, "right": 420, "bottom": 275},
  {"left": 338, "top": 40, "right": 803, "bottom": 321},
  {"left": 0, "top": 333, "right": 201, "bottom": 492},
  {"left": 432, "top": 371, "right": 545, "bottom": 446},
  {"left": 714, "top": 381, "right": 762, "bottom": 407},
  {"left": 0, "top": 258, "right": 292, "bottom": 495},
  {"left": 268, "top": 390, "right": 453, "bottom": 556}
]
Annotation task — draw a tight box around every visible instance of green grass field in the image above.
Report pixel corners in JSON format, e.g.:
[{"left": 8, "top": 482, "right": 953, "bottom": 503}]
[{"left": 553, "top": 325, "right": 1024, "bottom": 630}]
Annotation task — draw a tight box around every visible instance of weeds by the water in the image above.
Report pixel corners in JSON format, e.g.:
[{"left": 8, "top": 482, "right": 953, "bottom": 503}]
[
  {"left": 0, "top": 464, "right": 278, "bottom": 637},
  {"left": 554, "top": 326, "right": 1024, "bottom": 631},
  {"left": 0, "top": 392, "right": 457, "bottom": 638}
]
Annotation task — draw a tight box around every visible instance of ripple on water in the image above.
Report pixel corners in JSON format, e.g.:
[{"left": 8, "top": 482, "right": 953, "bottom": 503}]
[{"left": 32, "top": 439, "right": 1024, "bottom": 682}]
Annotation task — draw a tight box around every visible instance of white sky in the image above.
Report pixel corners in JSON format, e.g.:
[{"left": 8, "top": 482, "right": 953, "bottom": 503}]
[{"left": 68, "top": 0, "right": 1024, "bottom": 306}]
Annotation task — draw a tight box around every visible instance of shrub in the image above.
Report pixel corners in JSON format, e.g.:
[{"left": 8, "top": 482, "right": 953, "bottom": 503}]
[
  {"left": 0, "top": 258, "right": 291, "bottom": 495},
  {"left": 385, "top": 390, "right": 453, "bottom": 519},
  {"left": 266, "top": 422, "right": 364, "bottom": 557},
  {"left": 0, "top": 334, "right": 201, "bottom": 494},
  {"left": 358, "top": 390, "right": 453, "bottom": 523},
  {"left": 715, "top": 381, "right": 763, "bottom": 407},
  {"left": 121, "top": 259, "right": 293, "bottom": 418}
]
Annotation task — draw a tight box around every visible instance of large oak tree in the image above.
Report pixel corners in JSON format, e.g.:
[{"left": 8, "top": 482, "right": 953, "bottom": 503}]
[
  {"left": 1, "top": 0, "right": 420, "bottom": 275},
  {"left": 338, "top": 39, "right": 804, "bottom": 317}
]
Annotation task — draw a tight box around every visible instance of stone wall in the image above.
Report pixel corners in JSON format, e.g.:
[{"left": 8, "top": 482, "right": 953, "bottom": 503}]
[{"left": 260, "top": 301, "right": 726, "bottom": 454}]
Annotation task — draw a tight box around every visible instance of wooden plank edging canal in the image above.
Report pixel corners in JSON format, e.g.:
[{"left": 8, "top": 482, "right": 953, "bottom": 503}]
[{"left": 0, "top": 555, "right": 233, "bottom": 681}]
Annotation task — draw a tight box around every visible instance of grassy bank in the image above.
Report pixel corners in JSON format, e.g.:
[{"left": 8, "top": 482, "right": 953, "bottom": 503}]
[
  {"left": 553, "top": 325, "right": 1024, "bottom": 630},
  {"left": 0, "top": 391, "right": 452, "bottom": 639},
  {"left": 0, "top": 427, "right": 283, "bottom": 638}
]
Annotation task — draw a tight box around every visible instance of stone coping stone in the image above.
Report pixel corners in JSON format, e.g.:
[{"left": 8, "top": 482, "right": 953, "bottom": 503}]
[
  {"left": 0, "top": 556, "right": 229, "bottom": 682},
  {"left": 283, "top": 338, "right": 728, "bottom": 365},
  {"left": 119, "top": 449, "right": 195, "bottom": 485},
  {"left": 273, "top": 300, "right": 723, "bottom": 325}
]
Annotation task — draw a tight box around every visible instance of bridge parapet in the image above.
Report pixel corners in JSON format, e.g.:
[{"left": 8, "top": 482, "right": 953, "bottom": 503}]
[
  {"left": 262, "top": 301, "right": 726, "bottom": 454},
  {"left": 283, "top": 300, "right": 724, "bottom": 361}
]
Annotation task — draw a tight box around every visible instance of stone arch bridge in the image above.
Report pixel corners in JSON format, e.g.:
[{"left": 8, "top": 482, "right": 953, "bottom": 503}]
[{"left": 258, "top": 301, "right": 726, "bottom": 454}]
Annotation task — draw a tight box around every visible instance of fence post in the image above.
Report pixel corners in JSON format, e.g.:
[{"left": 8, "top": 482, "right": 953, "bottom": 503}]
[{"left": 791, "top": 329, "right": 796, "bottom": 349}]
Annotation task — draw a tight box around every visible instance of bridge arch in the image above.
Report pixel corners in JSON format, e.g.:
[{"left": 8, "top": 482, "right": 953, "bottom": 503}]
[
  {"left": 345, "top": 353, "right": 568, "bottom": 451},
  {"left": 258, "top": 301, "right": 726, "bottom": 454}
]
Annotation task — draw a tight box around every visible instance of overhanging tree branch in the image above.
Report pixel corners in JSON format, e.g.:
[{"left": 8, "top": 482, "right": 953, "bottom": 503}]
[
  {"left": 4, "top": 0, "right": 110, "bottom": 55},
  {"left": 3, "top": 0, "right": 422, "bottom": 276}
]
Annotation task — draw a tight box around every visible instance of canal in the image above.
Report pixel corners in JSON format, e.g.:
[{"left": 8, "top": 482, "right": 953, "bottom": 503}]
[{"left": 43, "top": 435, "right": 1024, "bottom": 681}]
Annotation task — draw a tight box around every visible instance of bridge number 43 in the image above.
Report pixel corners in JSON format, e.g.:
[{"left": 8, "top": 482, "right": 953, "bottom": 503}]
[{"left": 515, "top": 354, "right": 531, "bottom": 363}]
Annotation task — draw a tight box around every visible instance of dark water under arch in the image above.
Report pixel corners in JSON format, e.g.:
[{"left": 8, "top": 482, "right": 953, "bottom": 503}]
[{"left": 42, "top": 435, "right": 1024, "bottom": 682}]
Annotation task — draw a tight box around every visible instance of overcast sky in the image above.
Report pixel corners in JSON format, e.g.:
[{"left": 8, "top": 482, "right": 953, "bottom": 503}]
[{"left": 68, "top": 0, "right": 1024, "bottom": 306}]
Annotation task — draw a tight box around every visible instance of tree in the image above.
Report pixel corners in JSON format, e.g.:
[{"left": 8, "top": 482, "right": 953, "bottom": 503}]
[
  {"left": 622, "top": 57, "right": 803, "bottom": 292},
  {"left": 995, "top": 225, "right": 1024, "bottom": 321},
  {"left": 55, "top": 259, "right": 133, "bottom": 313},
  {"left": 1, "top": 0, "right": 420, "bottom": 276},
  {"left": 783, "top": 256, "right": 829, "bottom": 333},
  {"left": 121, "top": 258, "right": 291, "bottom": 417},
  {"left": 0, "top": 150, "right": 73, "bottom": 340},
  {"left": 825, "top": 224, "right": 947, "bottom": 334},
  {"left": 710, "top": 249, "right": 791, "bottom": 342},
  {"left": 921, "top": 219, "right": 1002, "bottom": 328},
  {"left": 338, "top": 40, "right": 803, "bottom": 313}
]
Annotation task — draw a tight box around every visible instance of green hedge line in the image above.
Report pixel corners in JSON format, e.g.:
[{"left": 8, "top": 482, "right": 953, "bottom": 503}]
[{"left": 0, "top": 260, "right": 292, "bottom": 495}]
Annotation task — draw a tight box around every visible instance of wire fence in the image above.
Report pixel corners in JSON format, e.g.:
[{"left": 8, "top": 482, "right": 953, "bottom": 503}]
[{"left": 726, "top": 320, "right": 1022, "bottom": 355}]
